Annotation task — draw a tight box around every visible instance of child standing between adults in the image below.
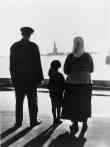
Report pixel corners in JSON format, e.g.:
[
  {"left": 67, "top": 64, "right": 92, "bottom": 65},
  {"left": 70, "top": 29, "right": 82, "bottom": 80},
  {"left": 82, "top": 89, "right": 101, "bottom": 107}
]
[{"left": 47, "top": 60, "right": 65, "bottom": 124}]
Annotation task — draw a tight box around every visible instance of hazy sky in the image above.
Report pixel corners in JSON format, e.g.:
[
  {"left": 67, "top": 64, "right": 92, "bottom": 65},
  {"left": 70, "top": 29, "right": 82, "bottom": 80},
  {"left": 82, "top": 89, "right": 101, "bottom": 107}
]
[{"left": 0, "top": 0, "right": 109, "bottom": 55}]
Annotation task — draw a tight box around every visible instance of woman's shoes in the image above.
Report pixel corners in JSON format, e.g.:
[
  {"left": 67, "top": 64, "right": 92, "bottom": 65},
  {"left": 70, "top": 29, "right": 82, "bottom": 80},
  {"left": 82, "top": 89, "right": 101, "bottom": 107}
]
[
  {"left": 81, "top": 124, "right": 88, "bottom": 134},
  {"left": 79, "top": 124, "right": 88, "bottom": 138},
  {"left": 70, "top": 124, "right": 79, "bottom": 136}
]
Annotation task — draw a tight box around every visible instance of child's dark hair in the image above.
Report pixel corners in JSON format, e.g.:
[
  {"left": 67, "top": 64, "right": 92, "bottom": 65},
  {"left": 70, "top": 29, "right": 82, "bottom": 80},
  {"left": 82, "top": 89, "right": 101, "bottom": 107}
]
[{"left": 51, "top": 60, "right": 61, "bottom": 70}]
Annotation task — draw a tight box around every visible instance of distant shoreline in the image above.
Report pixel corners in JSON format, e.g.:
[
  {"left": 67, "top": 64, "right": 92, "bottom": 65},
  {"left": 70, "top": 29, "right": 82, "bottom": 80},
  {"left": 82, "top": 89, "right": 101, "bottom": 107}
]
[{"left": 0, "top": 51, "right": 108, "bottom": 57}]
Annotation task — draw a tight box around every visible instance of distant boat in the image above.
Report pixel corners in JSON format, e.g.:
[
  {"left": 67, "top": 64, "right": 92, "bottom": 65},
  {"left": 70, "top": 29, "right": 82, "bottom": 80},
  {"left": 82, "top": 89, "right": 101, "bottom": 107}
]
[
  {"left": 105, "top": 54, "right": 110, "bottom": 64},
  {"left": 46, "top": 41, "right": 65, "bottom": 56}
]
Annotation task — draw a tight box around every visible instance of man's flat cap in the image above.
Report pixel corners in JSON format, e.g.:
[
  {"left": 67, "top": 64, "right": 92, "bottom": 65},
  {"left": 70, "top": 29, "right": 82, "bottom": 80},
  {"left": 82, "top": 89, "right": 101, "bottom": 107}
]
[{"left": 20, "top": 27, "right": 34, "bottom": 34}]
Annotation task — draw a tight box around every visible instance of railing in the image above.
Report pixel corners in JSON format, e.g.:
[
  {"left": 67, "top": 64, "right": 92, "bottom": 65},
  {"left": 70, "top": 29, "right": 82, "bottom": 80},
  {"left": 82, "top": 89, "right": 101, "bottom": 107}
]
[{"left": 0, "top": 78, "right": 110, "bottom": 91}]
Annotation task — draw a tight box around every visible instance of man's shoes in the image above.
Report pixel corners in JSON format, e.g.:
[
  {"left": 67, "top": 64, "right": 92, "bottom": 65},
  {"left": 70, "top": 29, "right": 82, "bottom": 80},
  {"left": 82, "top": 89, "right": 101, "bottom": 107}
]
[
  {"left": 81, "top": 124, "right": 88, "bottom": 133},
  {"left": 55, "top": 119, "right": 62, "bottom": 124},
  {"left": 70, "top": 124, "right": 79, "bottom": 136},
  {"left": 79, "top": 124, "right": 88, "bottom": 138},
  {"left": 30, "top": 121, "right": 41, "bottom": 128},
  {"left": 14, "top": 122, "right": 22, "bottom": 128},
  {"left": 53, "top": 119, "right": 62, "bottom": 128}
]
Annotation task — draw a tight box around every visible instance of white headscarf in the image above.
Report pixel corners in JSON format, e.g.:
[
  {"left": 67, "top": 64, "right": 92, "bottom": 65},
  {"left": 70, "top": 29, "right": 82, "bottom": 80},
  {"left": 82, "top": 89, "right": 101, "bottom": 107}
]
[{"left": 72, "top": 36, "right": 85, "bottom": 57}]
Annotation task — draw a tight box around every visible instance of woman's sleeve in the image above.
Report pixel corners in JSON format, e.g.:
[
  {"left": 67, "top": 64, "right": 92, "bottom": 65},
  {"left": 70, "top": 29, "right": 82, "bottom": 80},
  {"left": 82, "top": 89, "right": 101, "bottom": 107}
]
[
  {"left": 88, "top": 54, "right": 94, "bottom": 73},
  {"left": 63, "top": 54, "right": 71, "bottom": 75}
]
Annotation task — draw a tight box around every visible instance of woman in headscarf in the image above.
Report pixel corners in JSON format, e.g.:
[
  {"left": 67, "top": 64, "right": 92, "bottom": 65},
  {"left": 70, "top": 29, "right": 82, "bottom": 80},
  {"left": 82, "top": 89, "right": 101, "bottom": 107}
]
[{"left": 62, "top": 36, "right": 94, "bottom": 135}]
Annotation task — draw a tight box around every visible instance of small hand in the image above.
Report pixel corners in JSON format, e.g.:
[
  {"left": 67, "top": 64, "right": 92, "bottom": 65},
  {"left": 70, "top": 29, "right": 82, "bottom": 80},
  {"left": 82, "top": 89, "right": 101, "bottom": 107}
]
[{"left": 40, "top": 80, "right": 45, "bottom": 86}]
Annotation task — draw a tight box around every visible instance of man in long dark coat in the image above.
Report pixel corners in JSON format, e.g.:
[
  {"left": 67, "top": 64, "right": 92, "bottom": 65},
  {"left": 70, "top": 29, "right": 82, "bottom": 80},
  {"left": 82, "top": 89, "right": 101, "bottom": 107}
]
[{"left": 10, "top": 27, "right": 44, "bottom": 128}]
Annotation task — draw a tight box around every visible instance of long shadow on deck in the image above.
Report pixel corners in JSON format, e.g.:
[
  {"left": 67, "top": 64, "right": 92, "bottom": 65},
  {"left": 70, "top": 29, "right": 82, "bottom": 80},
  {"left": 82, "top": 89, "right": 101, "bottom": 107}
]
[
  {"left": 46, "top": 124, "right": 87, "bottom": 147},
  {"left": 49, "top": 132, "right": 86, "bottom": 147},
  {"left": 23, "top": 123, "right": 61, "bottom": 147},
  {"left": 1, "top": 127, "right": 32, "bottom": 147},
  {"left": 0, "top": 125, "right": 20, "bottom": 139},
  {"left": 0, "top": 123, "right": 63, "bottom": 147},
  {"left": 24, "top": 122, "right": 87, "bottom": 147},
  {"left": 0, "top": 120, "right": 87, "bottom": 147}
]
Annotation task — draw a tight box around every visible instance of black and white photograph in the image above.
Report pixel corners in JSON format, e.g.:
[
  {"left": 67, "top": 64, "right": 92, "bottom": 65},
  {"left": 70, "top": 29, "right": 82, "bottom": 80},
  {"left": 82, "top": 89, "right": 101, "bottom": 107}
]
[{"left": 0, "top": 0, "right": 110, "bottom": 146}]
